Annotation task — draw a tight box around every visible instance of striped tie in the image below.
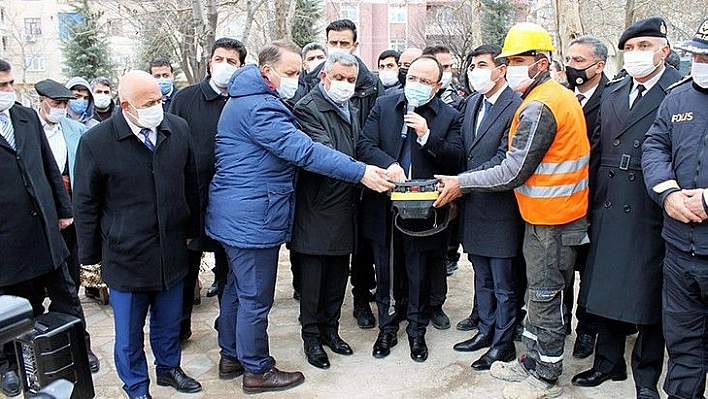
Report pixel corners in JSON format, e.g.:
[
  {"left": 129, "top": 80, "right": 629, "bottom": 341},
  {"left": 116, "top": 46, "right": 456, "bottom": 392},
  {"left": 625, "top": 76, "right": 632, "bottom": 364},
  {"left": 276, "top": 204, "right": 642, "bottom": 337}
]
[
  {"left": 140, "top": 128, "right": 155, "bottom": 151},
  {"left": 0, "top": 112, "right": 16, "bottom": 150}
]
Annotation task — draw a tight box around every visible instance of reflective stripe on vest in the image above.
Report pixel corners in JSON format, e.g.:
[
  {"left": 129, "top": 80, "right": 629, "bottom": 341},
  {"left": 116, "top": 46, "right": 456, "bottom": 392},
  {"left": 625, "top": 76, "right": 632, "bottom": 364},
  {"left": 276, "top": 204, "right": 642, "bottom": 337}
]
[{"left": 516, "top": 179, "right": 588, "bottom": 198}]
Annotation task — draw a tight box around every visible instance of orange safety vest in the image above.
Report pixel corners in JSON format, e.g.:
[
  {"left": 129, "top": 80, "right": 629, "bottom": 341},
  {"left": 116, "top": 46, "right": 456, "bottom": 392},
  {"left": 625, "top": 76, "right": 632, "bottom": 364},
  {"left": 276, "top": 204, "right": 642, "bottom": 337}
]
[{"left": 509, "top": 80, "right": 589, "bottom": 225}]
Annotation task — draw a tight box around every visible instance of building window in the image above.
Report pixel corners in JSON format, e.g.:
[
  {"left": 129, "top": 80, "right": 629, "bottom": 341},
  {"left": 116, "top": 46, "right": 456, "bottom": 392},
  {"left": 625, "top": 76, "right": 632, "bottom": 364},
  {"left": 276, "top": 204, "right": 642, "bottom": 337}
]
[
  {"left": 389, "top": 5, "right": 406, "bottom": 23},
  {"left": 341, "top": 4, "right": 358, "bottom": 25},
  {"left": 24, "top": 18, "right": 42, "bottom": 37},
  {"left": 25, "top": 55, "right": 45, "bottom": 72},
  {"left": 390, "top": 39, "right": 406, "bottom": 53}
]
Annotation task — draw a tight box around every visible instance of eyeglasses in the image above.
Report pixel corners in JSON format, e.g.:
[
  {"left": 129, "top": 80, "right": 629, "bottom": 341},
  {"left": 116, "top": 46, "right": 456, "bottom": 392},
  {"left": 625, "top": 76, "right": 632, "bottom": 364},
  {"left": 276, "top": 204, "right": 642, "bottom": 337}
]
[{"left": 406, "top": 74, "right": 437, "bottom": 86}]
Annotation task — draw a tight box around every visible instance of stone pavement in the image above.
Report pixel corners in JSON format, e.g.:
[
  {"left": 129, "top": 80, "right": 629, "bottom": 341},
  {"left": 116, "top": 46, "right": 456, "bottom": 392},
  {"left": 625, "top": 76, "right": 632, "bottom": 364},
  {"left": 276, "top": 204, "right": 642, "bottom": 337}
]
[{"left": 68, "top": 249, "right": 674, "bottom": 398}]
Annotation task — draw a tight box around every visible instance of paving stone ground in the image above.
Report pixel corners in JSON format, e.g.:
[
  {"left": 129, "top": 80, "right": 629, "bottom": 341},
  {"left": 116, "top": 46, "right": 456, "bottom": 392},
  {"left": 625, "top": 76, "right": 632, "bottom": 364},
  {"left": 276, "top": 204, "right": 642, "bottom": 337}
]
[{"left": 62, "top": 249, "right": 692, "bottom": 398}]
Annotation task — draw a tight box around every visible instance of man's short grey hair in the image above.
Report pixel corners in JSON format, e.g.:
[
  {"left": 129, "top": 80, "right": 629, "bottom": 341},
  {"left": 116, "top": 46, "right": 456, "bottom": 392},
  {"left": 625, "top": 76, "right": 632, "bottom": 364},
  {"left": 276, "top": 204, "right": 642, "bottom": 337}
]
[
  {"left": 302, "top": 42, "right": 326, "bottom": 58},
  {"left": 569, "top": 35, "right": 609, "bottom": 62},
  {"left": 90, "top": 77, "right": 112, "bottom": 89},
  {"left": 323, "top": 52, "right": 359, "bottom": 73}
]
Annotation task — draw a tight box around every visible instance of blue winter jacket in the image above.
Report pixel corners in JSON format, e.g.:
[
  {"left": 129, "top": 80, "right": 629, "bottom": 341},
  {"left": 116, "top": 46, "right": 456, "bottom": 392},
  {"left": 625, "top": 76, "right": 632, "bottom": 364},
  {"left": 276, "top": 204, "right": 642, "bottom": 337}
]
[{"left": 206, "top": 65, "right": 366, "bottom": 248}]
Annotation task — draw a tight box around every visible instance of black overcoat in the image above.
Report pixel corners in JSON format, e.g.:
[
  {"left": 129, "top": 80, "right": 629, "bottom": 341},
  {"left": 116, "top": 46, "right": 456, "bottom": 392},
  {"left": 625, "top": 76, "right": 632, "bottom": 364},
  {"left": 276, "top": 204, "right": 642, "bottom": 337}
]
[
  {"left": 581, "top": 66, "right": 681, "bottom": 324},
  {"left": 357, "top": 93, "right": 463, "bottom": 252},
  {"left": 290, "top": 86, "right": 360, "bottom": 255},
  {"left": 73, "top": 111, "right": 200, "bottom": 292},
  {"left": 459, "top": 86, "right": 523, "bottom": 258},
  {"left": 0, "top": 104, "right": 71, "bottom": 286}
]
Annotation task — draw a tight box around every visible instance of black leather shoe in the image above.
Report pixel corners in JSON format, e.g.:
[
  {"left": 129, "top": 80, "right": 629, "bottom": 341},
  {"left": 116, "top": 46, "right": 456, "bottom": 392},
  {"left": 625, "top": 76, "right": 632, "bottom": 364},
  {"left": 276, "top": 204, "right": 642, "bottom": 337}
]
[
  {"left": 454, "top": 332, "right": 492, "bottom": 352},
  {"left": 353, "top": 302, "right": 375, "bottom": 329},
  {"left": 206, "top": 282, "right": 220, "bottom": 297},
  {"left": 372, "top": 331, "right": 397, "bottom": 358},
  {"left": 429, "top": 305, "right": 450, "bottom": 330},
  {"left": 130, "top": 395, "right": 152, "bottom": 399},
  {"left": 456, "top": 315, "right": 478, "bottom": 331},
  {"left": 571, "top": 367, "right": 627, "bottom": 387},
  {"left": 304, "top": 344, "right": 330, "bottom": 369},
  {"left": 471, "top": 346, "right": 516, "bottom": 370},
  {"left": 1, "top": 370, "right": 20, "bottom": 397},
  {"left": 88, "top": 349, "right": 100, "bottom": 373},
  {"left": 637, "top": 387, "right": 660, "bottom": 399},
  {"left": 408, "top": 335, "right": 428, "bottom": 362},
  {"left": 219, "top": 357, "right": 245, "bottom": 379},
  {"left": 156, "top": 367, "right": 202, "bottom": 393},
  {"left": 322, "top": 333, "right": 353, "bottom": 355},
  {"left": 572, "top": 333, "right": 595, "bottom": 359}
]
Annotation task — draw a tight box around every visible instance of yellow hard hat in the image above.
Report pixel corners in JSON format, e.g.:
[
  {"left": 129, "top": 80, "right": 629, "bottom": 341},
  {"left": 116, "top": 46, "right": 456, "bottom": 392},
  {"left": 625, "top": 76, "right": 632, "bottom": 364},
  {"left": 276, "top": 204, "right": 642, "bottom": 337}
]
[{"left": 498, "top": 22, "right": 556, "bottom": 58}]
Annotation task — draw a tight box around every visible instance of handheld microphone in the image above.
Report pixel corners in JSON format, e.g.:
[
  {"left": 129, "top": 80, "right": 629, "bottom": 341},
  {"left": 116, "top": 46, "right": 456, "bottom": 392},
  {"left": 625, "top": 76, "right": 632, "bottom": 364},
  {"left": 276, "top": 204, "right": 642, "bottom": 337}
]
[{"left": 401, "top": 101, "right": 418, "bottom": 139}]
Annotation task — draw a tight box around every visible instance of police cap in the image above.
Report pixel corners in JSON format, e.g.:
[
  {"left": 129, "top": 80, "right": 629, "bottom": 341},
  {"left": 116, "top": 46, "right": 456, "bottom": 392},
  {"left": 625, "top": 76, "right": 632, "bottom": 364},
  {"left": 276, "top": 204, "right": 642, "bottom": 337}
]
[
  {"left": 34, "top": 79, "right": 76, "bottom": 101},
  {"left": 618, "top": 17, "right": 668, "bottom": 50},
  {"left": 676, "top": 19, "right": 708, "bottom": 55}
]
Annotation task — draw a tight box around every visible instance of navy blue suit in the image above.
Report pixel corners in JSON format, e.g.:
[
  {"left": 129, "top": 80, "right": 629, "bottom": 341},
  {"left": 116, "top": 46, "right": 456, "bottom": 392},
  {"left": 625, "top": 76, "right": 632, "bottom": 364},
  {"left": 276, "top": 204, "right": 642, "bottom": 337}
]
[{"left": 460, "top": 86, "right": 523, "bottom": 350}]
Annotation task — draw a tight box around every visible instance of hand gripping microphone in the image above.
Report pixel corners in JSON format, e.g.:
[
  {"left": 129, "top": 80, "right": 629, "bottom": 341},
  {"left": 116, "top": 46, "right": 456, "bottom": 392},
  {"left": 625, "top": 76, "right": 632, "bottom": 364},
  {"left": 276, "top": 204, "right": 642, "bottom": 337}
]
[{"left": 401, "top": 101, "right": 418, "bottom": 139}]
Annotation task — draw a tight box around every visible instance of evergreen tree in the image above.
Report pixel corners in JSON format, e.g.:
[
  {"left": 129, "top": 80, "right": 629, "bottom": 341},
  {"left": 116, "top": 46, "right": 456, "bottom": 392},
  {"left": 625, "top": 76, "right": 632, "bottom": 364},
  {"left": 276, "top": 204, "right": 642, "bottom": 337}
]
[
  {"left": 61, "top": 0, "right": 114, "bottom": 81},
  {"left": 291, "top": 0, "right": 323, "bottom": 48},
  {"left": 481, "top": 0, "right": 515, "bottom": 47}
]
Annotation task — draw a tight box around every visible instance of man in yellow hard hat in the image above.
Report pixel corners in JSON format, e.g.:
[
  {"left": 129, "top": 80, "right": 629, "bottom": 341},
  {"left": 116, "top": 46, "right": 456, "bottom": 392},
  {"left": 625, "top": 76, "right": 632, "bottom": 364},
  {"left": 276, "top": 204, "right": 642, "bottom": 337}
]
[{"left": 435, "top": 22, "right": 589, "bottom": 398}]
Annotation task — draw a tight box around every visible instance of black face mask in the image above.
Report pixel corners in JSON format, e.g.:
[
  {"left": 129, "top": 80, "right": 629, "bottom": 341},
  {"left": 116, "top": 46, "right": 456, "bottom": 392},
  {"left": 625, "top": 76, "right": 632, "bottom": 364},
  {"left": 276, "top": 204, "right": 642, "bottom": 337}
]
[
  {"left": 398, "top": 67, "right": 409, "bottom": 86},
  {"left": 566, "top": 62, "right": 598, "bottom": 88}
]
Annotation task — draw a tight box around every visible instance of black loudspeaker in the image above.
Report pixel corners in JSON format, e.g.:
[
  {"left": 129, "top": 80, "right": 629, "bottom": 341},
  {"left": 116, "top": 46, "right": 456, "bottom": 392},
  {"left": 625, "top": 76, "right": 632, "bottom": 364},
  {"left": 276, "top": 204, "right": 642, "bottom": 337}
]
[{"left": 15, "top": 313, "right": 95, "bottom": 399}]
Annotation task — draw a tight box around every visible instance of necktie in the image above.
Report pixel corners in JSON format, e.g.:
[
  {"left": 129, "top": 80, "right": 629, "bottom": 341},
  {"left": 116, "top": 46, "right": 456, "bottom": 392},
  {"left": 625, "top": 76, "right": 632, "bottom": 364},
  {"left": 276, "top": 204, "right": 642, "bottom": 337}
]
[
  {"left": 140, "top": 128, "right": 155, "bottom": 151},
  {"left": 630, "top": 84, "right": 645, "bottom": 109},
  {"left": 0, "top": 112, "right": 16, "bottom": 150},
  {"left": 474, "top": 100, "right": 493, "bottom": 138},
  {"left": 576, "top": 93, "right": 585, "bottom": 104}
]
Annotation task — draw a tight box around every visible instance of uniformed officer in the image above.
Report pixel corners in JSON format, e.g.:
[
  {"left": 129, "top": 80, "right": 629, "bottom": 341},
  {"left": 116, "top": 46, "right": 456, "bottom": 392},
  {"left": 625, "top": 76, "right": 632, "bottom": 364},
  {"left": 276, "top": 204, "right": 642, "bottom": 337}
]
[
  {"left": 642, "top": 18, "right": 708, "bottom": 399},
  {"left": 571, "top": 17, "right": 682, "bottom": 399}
]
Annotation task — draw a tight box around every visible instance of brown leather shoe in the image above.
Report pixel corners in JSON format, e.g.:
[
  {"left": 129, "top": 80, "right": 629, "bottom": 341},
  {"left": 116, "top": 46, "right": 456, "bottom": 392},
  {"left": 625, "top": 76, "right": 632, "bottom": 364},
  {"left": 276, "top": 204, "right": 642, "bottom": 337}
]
[
  {"left": 242, "top": 367, "right": 305, "bottom": 394},
  {"left": 219, "top": 357, "right": 244, "bottom": 380}
]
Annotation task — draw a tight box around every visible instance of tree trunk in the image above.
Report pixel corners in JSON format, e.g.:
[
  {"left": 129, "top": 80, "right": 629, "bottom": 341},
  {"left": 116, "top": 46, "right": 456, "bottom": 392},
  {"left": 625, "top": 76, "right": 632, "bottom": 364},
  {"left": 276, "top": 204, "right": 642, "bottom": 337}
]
[{"left": 553, "top": 0, "right": 583, "bottom": 61}]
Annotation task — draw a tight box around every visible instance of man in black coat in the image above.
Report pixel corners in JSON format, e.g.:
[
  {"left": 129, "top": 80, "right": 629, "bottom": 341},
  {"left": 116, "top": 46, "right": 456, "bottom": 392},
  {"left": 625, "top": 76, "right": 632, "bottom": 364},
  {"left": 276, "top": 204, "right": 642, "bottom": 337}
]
[
  {"left": 168, "top": 37, "right": 246, "bottom": 344},
  {"left": 291, "top": 52, "right": 361, "bottom": 370},
  {"left": 73, "top": 70, "right": 201, "bottom": 399},
  {"left": 305, "top": 19, "right": 385, "bottom": 329},
  {"left": 450, "top": 45, "right": 523, "bottom": 371},
  {"left": 572, "top": 18, "right": 682, "bottom": 398},
  {"left": 562, "top": 35, "right": 609, "bottom": 360},
  {"left": 0, "top": 59, "right": 97, "bottom": 396},
  {"left": 357, "top": 55, "right": 463, "bottom": 362}
]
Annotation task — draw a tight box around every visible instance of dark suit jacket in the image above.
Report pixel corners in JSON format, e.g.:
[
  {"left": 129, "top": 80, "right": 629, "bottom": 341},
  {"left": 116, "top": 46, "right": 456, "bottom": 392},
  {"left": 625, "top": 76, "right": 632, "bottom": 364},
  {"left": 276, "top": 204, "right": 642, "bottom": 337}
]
[
  {"left": 581, "top": 74, "right": 609, "bottom": 140},
  {"left": 0, "top": 104, "right": 72, "bottom": 286},
  {"left": 459, "top": 86, "right": 523, "bottom": 258},
  {"left": 357, "top": 93, "right": 463, "bottom": 250},
  {"left": 583, "top": 66, "right": 682, "bottom": 324},
  {"left": 73, "top": 111, "right": 199, "bottom": 292}
]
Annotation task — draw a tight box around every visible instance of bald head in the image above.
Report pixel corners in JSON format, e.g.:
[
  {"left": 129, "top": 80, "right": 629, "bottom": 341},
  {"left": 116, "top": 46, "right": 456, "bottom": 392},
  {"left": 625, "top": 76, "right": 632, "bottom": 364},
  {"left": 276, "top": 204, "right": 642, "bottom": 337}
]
[
  {"left": 119, "top": 70, "right": 163, "bottom": 127},
  {"left": 399, "top": 48, "right": 423, "bottom": 68}
]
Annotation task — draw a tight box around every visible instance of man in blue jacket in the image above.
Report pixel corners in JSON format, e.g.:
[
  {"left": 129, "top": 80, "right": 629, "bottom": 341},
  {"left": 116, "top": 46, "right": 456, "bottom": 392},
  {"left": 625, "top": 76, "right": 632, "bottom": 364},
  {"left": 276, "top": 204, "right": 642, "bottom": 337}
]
[
  {"left": 206, "top": 41, "right": 393, "bottom": 394},
  {"left": 642, "top": 18, "right": 708, "bottom": 399}
]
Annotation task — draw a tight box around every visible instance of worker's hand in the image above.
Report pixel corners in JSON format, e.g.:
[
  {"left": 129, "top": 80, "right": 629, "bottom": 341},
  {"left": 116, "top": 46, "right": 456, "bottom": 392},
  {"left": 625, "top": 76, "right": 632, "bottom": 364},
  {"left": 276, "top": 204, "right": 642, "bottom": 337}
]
[
  {"left": 433, "top": 175, "right": 462, "bottom": 208},
  {"left": 681, "top": 189, "right": 708, "bottom": 222},
  {"left": 58, "top": 218, "right": 73, "bottom": 230},
  {"left": 386, "top": 163, "right": 407, "bottom": 183},
  {"left": 404, "top": 111, "right": 429, "bottom": 138},
  {"left": 361, "top": 165, "right": 396, "bottom": 193},
  {"left": 663, "top": 191, "right": 703, "bottom": 223}
]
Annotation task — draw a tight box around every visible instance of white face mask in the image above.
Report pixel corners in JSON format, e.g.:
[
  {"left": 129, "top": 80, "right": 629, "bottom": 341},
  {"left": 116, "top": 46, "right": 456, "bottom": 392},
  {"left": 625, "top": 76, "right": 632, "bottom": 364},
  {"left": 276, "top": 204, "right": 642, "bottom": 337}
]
[
  {"left": 467, "top": 67, "right": 499, "bottom": 95},
  {"left": 326, "top": 79, "right": 356, "bottom": 103},
  {"left": 306, "top": 59, "right": 325, "bottom": 73},
  {"left": 379, "top": 70, "right": 399, "bottom": 87},
  {"left": 0, "top": 91, "right": 16, "bottom": 112},
  {"left": 440, "top": 71, "right": 453, "bottom": 89},
  {"left": 691, "top": 61, "right": 708, "bottom": 89},
  {"left": 45, "top": 105, "right": 67, "bottom": 123},
  {"left": 130, "top": 103, "right": 163, "bottom": 128},
  {"left": 328, "top": 47, "right": 351, "bottom": 57},
  {"left": 506, "top": 60, "right": 541, "bottom": 92},
  {"left": 211, "top": 62, "right": 240, "bottom": 88},
  {"left": 270, "top": 68, "right": 299, "bottom": 100},
  {"left": 623, "top": 49, "right": 660, "bottom": 79},
  {"left": 93, "top": 94, "right": 112, "bottom": 109}
]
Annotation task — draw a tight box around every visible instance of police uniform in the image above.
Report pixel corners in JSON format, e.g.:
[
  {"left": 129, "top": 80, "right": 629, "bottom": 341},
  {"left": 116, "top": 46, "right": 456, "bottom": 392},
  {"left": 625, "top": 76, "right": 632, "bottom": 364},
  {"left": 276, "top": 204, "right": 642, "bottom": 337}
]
[{"left": 642, "top": 19, "right": 708, "bottom": 399}]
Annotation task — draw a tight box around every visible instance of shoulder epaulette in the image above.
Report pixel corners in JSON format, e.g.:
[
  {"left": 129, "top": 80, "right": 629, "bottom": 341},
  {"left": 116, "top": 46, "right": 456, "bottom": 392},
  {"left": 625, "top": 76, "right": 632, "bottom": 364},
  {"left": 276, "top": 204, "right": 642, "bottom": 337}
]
[
  {"left": 605, "top": 75, "right": 627, "bottom": 86},
  {"left": 666, "top": 76, "right": 692, "bottom": 91}
]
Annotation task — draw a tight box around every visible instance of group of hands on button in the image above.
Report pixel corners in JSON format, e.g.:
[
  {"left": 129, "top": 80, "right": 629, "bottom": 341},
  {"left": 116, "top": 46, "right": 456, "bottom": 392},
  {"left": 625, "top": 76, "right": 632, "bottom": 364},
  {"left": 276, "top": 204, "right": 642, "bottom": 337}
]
[{"left": 664, "top": 189, "right": 708, "bottom": 223}]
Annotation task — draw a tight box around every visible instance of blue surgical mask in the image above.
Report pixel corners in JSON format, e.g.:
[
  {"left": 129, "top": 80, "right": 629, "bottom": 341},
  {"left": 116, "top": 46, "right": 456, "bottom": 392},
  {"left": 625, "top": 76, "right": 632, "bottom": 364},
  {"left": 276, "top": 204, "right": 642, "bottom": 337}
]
[
  {"left": 68, "top": 99, "right": 89, "bottom": 115},
  {"left": 156, "top": 78, "right": 173, "bottom": 95},
  {"left": 404, "top": 82, "right": 433, "bottom": 107}
]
